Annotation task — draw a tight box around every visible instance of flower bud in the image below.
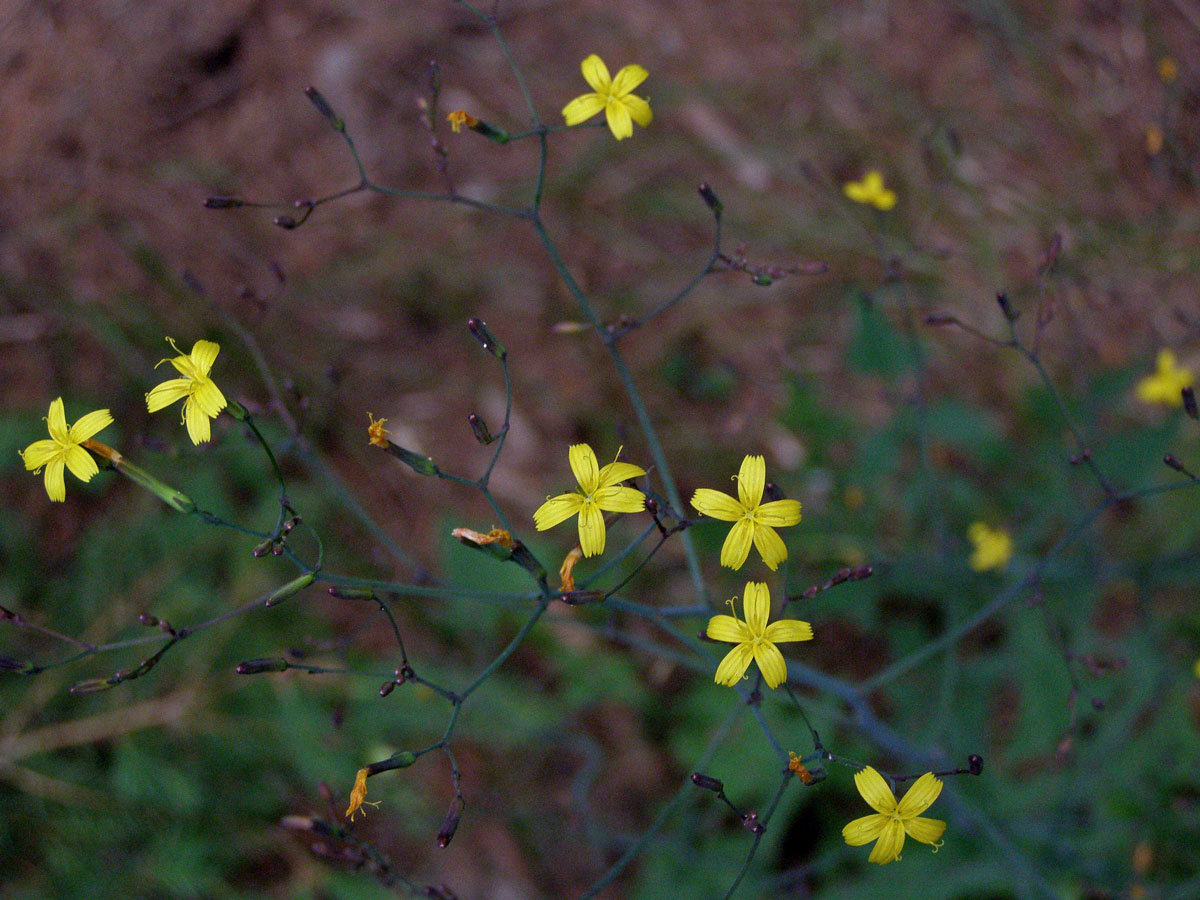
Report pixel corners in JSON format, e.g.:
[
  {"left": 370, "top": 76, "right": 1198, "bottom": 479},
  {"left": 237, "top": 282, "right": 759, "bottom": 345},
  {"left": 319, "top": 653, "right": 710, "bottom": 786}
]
[
  {"left": 265, "top": 572, "right": 316, "bottom": 607},
  {"left": 467, "top": 317, "right": 506, "bottom": 359},
  {"left": 968, "top": 754, "right": 984, "bottom": 775},
  {"left": 236, "top": 657, "right": 290, "bottom": 674},
  {"left": 304, "top": 85, "right": 345, "bottom": 132},
  {"left": 385, "top": 443, "right": 440, "bottom": 476},
  {"left": 697, "top": 182, "right": 723, "bottom": 215},
  {"left": 996, "top": 291, "right": 1019, "bottom": 322},
  {"left": 467, "top": 413, "right": 493, "bottom": 444},
  {"left": 690, "top": 772, "right": 724, "bottom": 793},
  {"left": 327, "top": 586, "right": 376, "bottom": 600},
  {"left": 437, "top": 797, "right": 463, "bottom": 848},
  {"left": 1183, "top": 386, "right": 1198, "bottom": 419},
  {"left": 203, "top": 196, "right": 244, "bottom": 209}
]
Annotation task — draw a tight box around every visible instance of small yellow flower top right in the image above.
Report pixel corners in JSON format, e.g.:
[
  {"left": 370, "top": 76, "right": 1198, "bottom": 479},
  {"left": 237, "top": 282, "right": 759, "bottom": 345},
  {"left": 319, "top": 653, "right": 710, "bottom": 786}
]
[
  {"left": 562, "top": 54, "right": 652, "bottom": 141},
  {"left": 843, "top": 767, "right": 946, "bottom": 865},
  {"left": 1136, "top": 349, "right": 1193, "bottom": 408},
  {"left": 967, "top": 522, "right": 1012, "bottom": 572},
  {"left": 843, "top": 170, "right": 897, "bottom": 211}
]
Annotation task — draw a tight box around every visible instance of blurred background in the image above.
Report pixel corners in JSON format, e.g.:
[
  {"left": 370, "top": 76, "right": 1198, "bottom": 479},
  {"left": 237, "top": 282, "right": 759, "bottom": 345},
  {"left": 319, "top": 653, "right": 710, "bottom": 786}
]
[{"left": 2, "top": 1, "right": 1199, "bottom": 898}]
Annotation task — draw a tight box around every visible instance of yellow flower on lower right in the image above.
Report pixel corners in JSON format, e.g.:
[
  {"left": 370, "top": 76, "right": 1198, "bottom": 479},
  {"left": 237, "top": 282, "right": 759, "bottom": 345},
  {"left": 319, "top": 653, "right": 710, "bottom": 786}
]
[{"left": 842, "top": 766, "right": 946, "bottom": 865}]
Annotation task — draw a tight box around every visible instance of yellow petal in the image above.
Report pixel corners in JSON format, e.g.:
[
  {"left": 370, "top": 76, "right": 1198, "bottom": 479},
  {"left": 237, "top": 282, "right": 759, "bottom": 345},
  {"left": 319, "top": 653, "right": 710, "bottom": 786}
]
[
  {"left": 146, "top": 378, "right": 192, "bottom": 412},
  {"left": 577, "top": 500, "right": 605, "bottom": 556},
  {"left": 45, "top": 397, "right": 68, "bottom": 441},
  {"left": 534, "top": 493, "right": 583, "bottom": 530},
  {"left": 191, "top": 378, "right": 227, "bottom": 418},
  {"left": 719, "top": 518, "right": 755, "bottom": 570},
  {"left": 68, "top": 408, "right": 113, "bottom": 443},
  {"left": 873, "top": 189, "right": 897, "bottom": 211},
  {"left": 737, "top": 455, "right": 765, "bottom": 509},
  {"left": 742, "top": 582, "right": 771, "bottom": 634},
  {"left": 863, "top": 170, "right": 884, "bottom": 192},
  {"left": 853, "top": 767, "right": 897, "bottom": 815},
  {"left": 189, "top": 340, "right": 221, "bottom": 375},
  {"left": 867, "top": 819, "right": 906, "bottom": 864},
  {"left": 705, "top": 614, "right": 751, "bottom": 644},
  {"left": 597, "top": 460, "right": 645, "bottom": 487},
  {"left": 690, "top": 488, "right": 743, "bottom": 521},
  {"left": 896, "top": 772, "right": 943, "bottom": 818},
  {"left": 62, "top": 444, "right": 99, "bottom": 483},
  {"left": 568, "top": 443, "right": 600, "bottom": 494},
  {"left": 764, "top": 618, "right": 813, "bottom": 644},
  {"left": 904, "top": 816, "right": 946, "bottom": 845},
  {"left": 622, "top": 94, "right": 653, "bottom": 128},
  {"left": 184, "top": 397, "right": 212, "bottom": 444},
  {"left": 842, "top": 813, "right": 888, "bottom": 846},
  {"left": 713, "top": 642, "right": 754, "bottom": 686},
  {"left": 756, "top": 498, "right": 802, "bottom": 527},
  {"left": 580, "top": 54, "right": 611, "bottom": 92},
  {"left": 21, "top": 439, "right": 60, "bottom": 472},
  {"left": 593, "top": 484, "right": 645, "bottom": 514},
  {"left": 605, "top": 101, "right": 633, "bottom": 140},
  {"left": 844, "top": 181, "right": 869, "bottom": 203},
  {"left": 563, "top": 93, "right": 606, "bottom": 126},
  {"left": 753, "top": 641, "right": 788, "bottom": 689},
  {"left": 752, "top": 523, "right": 789, "bottom": 570},
  {"left": 167, "top": 352, "right": 201, "bottom": 379},
  {"left": 610, "top": 63, "right": 648, "bottom": 96},
  {"left": 44, "top": 458, "right": 66, "bottom": 502}
]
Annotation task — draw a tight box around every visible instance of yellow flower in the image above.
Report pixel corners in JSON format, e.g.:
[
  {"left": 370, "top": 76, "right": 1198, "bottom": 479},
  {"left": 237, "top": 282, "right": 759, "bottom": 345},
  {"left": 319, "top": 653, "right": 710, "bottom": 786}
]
[
  {"left": 690, "top": 455, "right": 802, "bottom": 571},
  {"left": 533, "top": 444, "right": 646, "bottom": 557},
  {"left": 559, "top": 545, "right": 584, "bottom": 592},
  {"left": 706, "top": 581, "right": 813, "bottom": 689},
  {"left": 843, "top": 767, "right": 946, "bottom": 865},
  {"left": 1136, "top": 349, "right": 1193, "bottom": 407},
  {"left": 19, "top": 398, "right": 114, "bottom": 502},
  {"left": 367, "top": 412, "right": 390, "bottom": 447},
  {"left": 145, "top": 338, "right": 227, "bottom": 444},
  {"left": 344, "top": 767, "right": 381, "bottom": 821},
  {"left": 562, "top": 54, "right": 652, "bottom": 141},
  {"left": 446, "top": 110, "right": 478, "bottom": 133},
  {"left": 967, "top": 522, "right": 1012, "bottom": 572},
  {"left": 843, "top": 170, "right": 897, "bottom": 211},
  {"left": 1159, "top": 56, "right": 1178, "bottom": 84}
]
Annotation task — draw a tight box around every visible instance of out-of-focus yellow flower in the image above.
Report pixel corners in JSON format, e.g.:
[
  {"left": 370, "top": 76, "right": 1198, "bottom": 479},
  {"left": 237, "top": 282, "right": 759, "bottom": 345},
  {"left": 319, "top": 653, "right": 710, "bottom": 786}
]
[
  {"left": 145, "top": 338, "right": 227, "bottom": 445},
  {"left": 446, "top": 110, "right": 478, "bottom": 133},
  {"left": 1146, "top": 124, "right": 1164, "bottom": 156},
  {"left": 1136, "top": 349, "right": 1193, "bottom": 407},
  {"left": 1158, "top": 57, "right": 1178, "bottom": 84},
  {"left": 19, "top": 398, "right": 114, "bottom": 502},
  {"left": 367, "top": 413, "right": 390, "bottom": 447},
  {"left": 690, "top": 455, "right": 802, "bottom": 571},
  {"left": 967, "top": 522, "right": 1012, "bottom": 572},
  {"left": 843, "top": 170, "right": 897, "bottom": 211},
  {"left": 706, "top": 582, "right": 812, "bottom": 689},
  {"left": 562, "top": 54, "right": 652, "bottom": 141},
  {"left": 533, "top": 444, "right": 646, "bottom": 556},
  {"left": 843, "top": 767, "right": 946, "bottom": 865}
]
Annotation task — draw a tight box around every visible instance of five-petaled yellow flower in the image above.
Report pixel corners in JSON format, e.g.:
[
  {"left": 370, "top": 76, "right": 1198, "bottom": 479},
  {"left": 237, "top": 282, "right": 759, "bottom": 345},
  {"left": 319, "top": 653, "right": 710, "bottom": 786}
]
[
  {"left": 533, "top": 443, "right": 646, "bottom": 557},
  {"left": 145, "top": 338, "right": 227, "bottom": 445},
  {"left": 706, "top": 581, "right": 812, "bottom": 689},
  {"left": 19, "top": 397, "right": 114, "bottom": 502},
  {"left": 967, "top": 522, "right": 1012, "bottom": 572},
  {"left": 1136, "top": 349, "right": 1193, "bottom": 407},
  {"left": 690, "top": 455, "right": 802, "bottom": 571},
  {"left": 843, "top": 170, "right": 897, "bottom": 211},
  {"left": 562, "top": 54, "right": 652, "bottom": 141},
  {"left": 843, "top": 767, "right": 946, "bottom": 865}
]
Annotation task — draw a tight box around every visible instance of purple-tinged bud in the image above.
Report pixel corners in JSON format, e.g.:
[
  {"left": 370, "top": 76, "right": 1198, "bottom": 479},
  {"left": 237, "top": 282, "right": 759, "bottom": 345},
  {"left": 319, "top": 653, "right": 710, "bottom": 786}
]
[
  {"left": 741, "top": 811, "right": 765, "bottom": 834},
  {"left": 138, "top": 613, "right": 160, "bottom": 627},
  {"left": 437, "top": 797, "right": 463, "bottom": 848},
  {"left": 273, "top": 215, "right": 297, "bottom": 230},
  {"left": 467, "top": 317, "right": 506, "bottom": 359},
  {"left": 203, "top": 196, "right": 244, "bottom": 209},
  {"left": 690, "top": 772, "right": 724, "bottom": 793},
  {"left": 697, "top": 182, "right": 723, "bottom": 215},
  {"left": 236, "top": 658, "right": 290, "bottom": 674},
  {"left": 1164, "top": 454, "right": 1186, "bottom": 473},
  {"left": 996, "top": 291, "right": 1019, "bottom": 322},
  {"left": 304, "top": 85, "right": 345, "bottom": 132},
  {"left": 467, "top": 413, "right": 493, "bottom": 444},
  {"left": 968, "top": 754, "right": 984, "bottom": 775},
  {"left": 379, "top": 680, "right": 396, "bottom": 697}
]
